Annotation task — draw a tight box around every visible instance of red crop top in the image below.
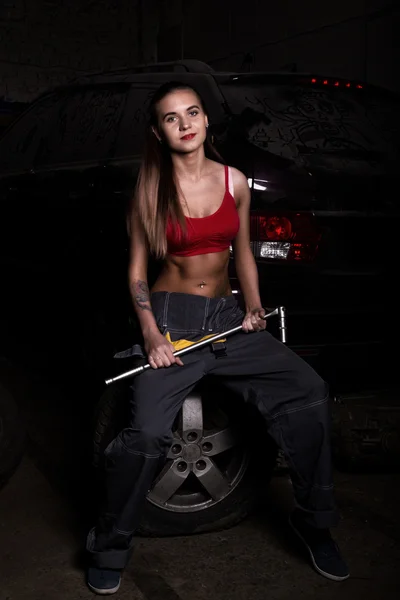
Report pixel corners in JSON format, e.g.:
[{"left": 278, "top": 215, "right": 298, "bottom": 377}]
[{"left": 166, "top": 165, "right": 240, "bottom": 257}]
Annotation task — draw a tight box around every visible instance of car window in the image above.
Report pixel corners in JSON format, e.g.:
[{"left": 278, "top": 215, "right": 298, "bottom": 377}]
[
  {"left": 36, "top": 86, "right": 128, "bottom": 167},
  {"left": 113, "top": 85, "right": 154, "bottom": 160},
  {"left": 0, "top": 84, "right": 155, "bottom": 175},
  {"left": 221, "top": 81, "right": 400, "bottom": 175},
  {"left": 0, "top": 94, "right": 61, "bottom": 174}
]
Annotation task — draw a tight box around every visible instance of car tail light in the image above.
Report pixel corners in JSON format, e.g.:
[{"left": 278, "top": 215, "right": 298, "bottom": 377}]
[
  {"left": 310, "top": 76, "right": 364, "bottom": 89},
  {"left": 250, "top": 212, "right": 321, "bottom": 261}
]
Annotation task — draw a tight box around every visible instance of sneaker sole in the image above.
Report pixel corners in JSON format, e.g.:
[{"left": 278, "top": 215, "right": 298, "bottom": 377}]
[
  {"left": 288, "top": 516, "right": 350, "bottom": 582},
  {"left": 87, "top": 580, "right": 121, "bottom": 595}
]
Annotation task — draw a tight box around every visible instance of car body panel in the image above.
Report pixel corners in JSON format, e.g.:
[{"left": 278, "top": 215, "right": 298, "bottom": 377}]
[{"left": 0, "top": 68, "right": 398, "bottom": 394}]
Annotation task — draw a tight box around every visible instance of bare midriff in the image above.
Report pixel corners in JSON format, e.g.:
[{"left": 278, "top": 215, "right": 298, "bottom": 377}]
[{"left": 151, "top": 249, "right": 232, "bottom": 298}]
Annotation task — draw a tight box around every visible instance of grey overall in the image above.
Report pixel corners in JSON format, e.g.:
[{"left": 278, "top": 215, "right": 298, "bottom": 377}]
[{"left": 87, "top": 291, "right": 338, "bottom": 569}]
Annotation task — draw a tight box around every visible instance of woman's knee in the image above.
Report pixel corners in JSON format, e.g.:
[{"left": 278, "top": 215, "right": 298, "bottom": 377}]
[
  {"left": 109, "top": 424, "right": 171, "bottom": 458},
  {"left": 296, "top": 360, "right": 329, "bottom": 405}
]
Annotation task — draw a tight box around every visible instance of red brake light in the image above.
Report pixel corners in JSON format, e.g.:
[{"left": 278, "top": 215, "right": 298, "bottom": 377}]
[
  {"left": 259, "top": 215, "right": 292, "bottom": 240},
  {"left": 250, "top": 212, "right": 321, "bottom": 262}
]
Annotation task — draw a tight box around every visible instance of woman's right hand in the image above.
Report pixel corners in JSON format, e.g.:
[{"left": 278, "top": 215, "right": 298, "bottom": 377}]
[{"left": 144, "top": 330, "right": 184, "bottom": 369}]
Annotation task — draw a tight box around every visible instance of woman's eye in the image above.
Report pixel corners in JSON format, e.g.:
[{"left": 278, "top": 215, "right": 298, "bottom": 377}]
[
  {"left": 189, "top": 110, "right": 199, "bottom": 117},
  {"left": 166, "top": 116, "right": 176, "bottom": 123}
]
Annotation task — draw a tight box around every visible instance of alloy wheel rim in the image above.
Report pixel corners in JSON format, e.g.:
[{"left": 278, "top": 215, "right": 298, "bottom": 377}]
[{"left": 147, "top": 392, "right": 249, "bottom": 513}]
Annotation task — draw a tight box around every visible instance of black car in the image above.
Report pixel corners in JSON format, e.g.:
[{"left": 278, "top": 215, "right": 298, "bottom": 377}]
[
  {"left": 0, "top": 60, "right": 398, "bottom": 531},
  {"left": 0, "top": 99, "right": 29, "bottom": 139}
]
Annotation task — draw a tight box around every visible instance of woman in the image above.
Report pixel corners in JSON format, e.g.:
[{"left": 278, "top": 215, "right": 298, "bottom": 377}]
[{"left": 86, "top": 81, "right": 349, "bottom": 594}]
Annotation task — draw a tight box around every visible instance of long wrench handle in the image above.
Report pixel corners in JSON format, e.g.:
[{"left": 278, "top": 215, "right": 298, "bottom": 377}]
[
  {"left": 279, "top": 306, "right": 287, "bottom": 344},
  {"left": 105, "top": 306, "right": 285, "bottom": 385}
]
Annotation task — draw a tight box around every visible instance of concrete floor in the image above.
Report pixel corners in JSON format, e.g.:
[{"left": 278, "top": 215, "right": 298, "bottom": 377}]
[
  {"left": 1, "top": 457, "right": 400, "bottom": 600},
  {"left": 1, "top": 358, "right": 400, "bottom": 600}
]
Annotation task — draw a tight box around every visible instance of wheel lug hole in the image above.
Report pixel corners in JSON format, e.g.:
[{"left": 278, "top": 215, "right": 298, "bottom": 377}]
[
  {"left": 171, "top": 444, "right": 182, "bottom": 455},
  {"left": 187, "top": 432, "right": 198, "bottom": 442},
  {"left": 177, "top": 461, "right": 187, "bottom": 472},
  {"left": 196, "top": 460, "right": 207, "bottom": 471},
  {"left": 202, "top": 442, "right": 212, "bottom": 453}
]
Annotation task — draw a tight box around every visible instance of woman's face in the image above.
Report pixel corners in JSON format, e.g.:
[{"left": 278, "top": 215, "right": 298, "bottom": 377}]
[{"left": 153, "top": 88, "right": 208, "bottom": 153}]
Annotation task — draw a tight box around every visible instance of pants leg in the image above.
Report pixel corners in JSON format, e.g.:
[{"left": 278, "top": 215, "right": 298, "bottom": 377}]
[
  {"left": 87, "top": 352, "right": 207, "bottom": 569},
  {"left": 86, "top": 291, "right": 233, "bottom": 569},
  {"left": 208, "top": 323, "right": 338, "bottom": 529}
]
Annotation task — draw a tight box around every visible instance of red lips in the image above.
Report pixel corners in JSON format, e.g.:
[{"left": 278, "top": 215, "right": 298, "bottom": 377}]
[{"left": 181, "top": 133, "right": 197, "bottom": 141}]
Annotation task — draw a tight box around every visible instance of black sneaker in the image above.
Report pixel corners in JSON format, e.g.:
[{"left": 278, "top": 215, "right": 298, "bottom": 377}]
[
  {"left": 87, "top": 567, "right": 122, "bottom": 595},
  {"left": 289, "top": 512, "right": 350, "bottom": 581}
]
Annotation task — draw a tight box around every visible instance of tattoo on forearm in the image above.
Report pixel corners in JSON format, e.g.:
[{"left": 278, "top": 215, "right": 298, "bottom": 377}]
[{"left": 131, "top": 280, "right": 151, "bottom": 311}]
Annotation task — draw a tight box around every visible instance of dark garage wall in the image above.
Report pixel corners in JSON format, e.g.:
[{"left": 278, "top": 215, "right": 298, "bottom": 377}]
[
  {"left": 158, "top": 0, "right": 399, "bottom": 94},
  {"left": 0, "top": 1, "right": 397, "bottom": 101}
]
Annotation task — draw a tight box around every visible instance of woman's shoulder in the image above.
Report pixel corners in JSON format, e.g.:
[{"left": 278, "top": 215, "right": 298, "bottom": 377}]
[
  {"left": 227, "top": 165, "right": 248, "bottom": 194},
  {"left": 208, "top": 160, "right": 247, "bottom": 185},
  {"left": 228, "top": 165, "right": 247, "bottom": 182}
]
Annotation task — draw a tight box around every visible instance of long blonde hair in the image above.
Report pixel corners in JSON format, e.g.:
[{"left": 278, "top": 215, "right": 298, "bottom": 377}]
[{"left": 132, "top": 81, "right": 224, "bottom": 258}]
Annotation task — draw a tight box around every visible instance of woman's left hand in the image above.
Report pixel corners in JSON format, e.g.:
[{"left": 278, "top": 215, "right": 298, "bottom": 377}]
[{"left": 242, "top": 307, "right": 267, "bottom": 333}]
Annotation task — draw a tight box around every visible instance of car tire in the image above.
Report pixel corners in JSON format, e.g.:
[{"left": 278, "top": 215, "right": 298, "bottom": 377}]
[
  {"left": 93, "top": 379, "right": 277, "bottom": 536},
  {"left": 0, "top": 382, "right": 25, "bottom": 490}
]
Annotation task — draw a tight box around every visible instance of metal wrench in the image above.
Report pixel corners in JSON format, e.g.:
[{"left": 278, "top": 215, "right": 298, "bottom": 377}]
[{"left": 105, "top": 306, "right": 286, "bottom": 385}]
